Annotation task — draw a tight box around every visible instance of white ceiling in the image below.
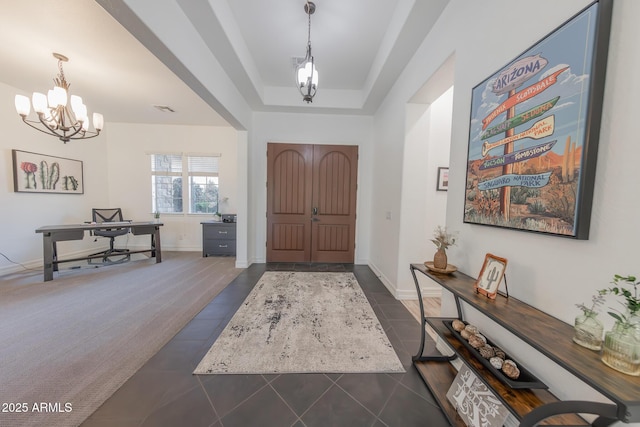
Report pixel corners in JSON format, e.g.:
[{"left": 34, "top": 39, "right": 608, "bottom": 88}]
[{"left": 0, "top": 0, "right": 449, "bottom": 129}]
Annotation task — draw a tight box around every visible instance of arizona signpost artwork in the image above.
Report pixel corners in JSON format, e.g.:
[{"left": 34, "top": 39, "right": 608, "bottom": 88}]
[{"left": 464, "top": 3, "right": 605, "bottom": 238}]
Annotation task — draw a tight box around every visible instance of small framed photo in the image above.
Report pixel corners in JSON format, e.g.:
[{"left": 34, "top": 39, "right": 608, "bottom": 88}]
[
  {"left": 436, "top": 167, "right": 449, "bottom": 191},
  {"left": 474, "top": 253, "right": 508, "bottom": 299}
]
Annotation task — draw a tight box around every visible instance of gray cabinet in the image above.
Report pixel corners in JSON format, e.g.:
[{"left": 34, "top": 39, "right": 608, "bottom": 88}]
[{"left": 202, "top": 222, "right": 236, "bottom": 257}]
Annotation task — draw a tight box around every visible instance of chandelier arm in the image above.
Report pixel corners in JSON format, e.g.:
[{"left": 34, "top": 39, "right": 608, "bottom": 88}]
[
  {"left": 68, "top": 131, "right": 99, "bottom": 141},
  {"left": 37, "top": 113, "right": 85, "bottom": 141},
  {"left": 20, "top": 117, "right": 63, "bottom": 137},
  {"left": 21, "top": 114, "right": 84, "bottom": 143}
]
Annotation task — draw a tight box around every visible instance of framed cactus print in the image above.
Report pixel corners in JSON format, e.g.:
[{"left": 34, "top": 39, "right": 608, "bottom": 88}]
[
  {"left": 474, "top": 253, "right": 508, "bottom": 300},
  {"left": 463, "top": 0, "right": 612, "bottom": 239},
  {"left": 12, "top": 150, "right": 84, "bottom": 194}
]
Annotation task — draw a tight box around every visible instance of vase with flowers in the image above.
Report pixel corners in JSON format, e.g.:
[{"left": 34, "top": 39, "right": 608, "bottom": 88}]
[
  {"left": 573, "top": 293, "right": 605, "bottom": 350},
  {"left": 430, "top": 226, "right": 456, "bottom": 270},
  {"left": 600, "top": 274, "right": 640, "bottom": 376}
]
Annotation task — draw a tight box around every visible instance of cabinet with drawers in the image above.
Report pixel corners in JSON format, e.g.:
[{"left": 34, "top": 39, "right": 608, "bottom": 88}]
[{"left": 201, "top": 221, "right": 236, "bottom": 257}]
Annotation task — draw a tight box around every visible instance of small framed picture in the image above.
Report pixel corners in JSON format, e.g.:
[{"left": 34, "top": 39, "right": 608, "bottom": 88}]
[
  {"left": 436, "top": 167, "right": 449, "bottom": 191},
  {"left": 474, "top": 253, "right": 508, "bottom": 299}
]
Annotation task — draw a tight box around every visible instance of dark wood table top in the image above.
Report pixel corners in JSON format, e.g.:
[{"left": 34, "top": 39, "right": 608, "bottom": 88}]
[
  {"left": 411, "top": 263, "right": 640, "bottom": 419},
  {"left": 36, "top": 221, "right": 163, "bottom": 233}
]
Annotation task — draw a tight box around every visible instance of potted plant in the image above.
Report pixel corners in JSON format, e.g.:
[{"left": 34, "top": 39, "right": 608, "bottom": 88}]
[
  {"left": 600, "top": 274, "right": 640, "bottom": 376},
  {"left": 430, "top": 226, "right": 456, "bottom": 270},
  {"left": 573, "top": 292, "right": 605, "bottom": 350}
]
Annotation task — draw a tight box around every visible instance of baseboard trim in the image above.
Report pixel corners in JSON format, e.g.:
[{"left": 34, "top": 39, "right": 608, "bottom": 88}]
[
  {"left": 367, "top": 262, "right": 397, "bottom": 297},
  {"left": 365, "top": 262, "right": 442, "bottom": 300},
  {"left": 235, "top": 260, "right": 250, "bottom": 268}
]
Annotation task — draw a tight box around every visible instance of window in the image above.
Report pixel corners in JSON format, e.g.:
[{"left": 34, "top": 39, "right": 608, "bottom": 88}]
[{"left": 151, "top": 153, "right": 219, "bottom": 214}]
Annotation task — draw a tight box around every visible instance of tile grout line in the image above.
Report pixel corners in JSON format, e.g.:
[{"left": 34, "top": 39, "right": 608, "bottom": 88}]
[{"left": 197, "top": 375, "right": 223, "bottom": 427}]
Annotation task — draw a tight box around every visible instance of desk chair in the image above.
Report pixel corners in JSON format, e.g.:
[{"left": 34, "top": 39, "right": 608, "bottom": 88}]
[{"left": 89, "top": 208, "right": 131, "bottom": 264}]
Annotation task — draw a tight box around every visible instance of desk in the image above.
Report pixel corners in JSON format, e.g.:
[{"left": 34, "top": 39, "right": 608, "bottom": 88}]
[{"left": 35, "top": 222, "right": 163, "bottom": 282}]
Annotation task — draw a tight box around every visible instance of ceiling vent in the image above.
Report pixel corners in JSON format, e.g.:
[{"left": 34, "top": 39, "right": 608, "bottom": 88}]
[{"left": 153, "top": 105, "right": 175, "bottom": 113}]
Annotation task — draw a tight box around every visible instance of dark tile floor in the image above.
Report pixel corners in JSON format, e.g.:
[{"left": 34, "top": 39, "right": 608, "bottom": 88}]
[{"left": 82, "top": 263, "right": 449, "bottom": 427}]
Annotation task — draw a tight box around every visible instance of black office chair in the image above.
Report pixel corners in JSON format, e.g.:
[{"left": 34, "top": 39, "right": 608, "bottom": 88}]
[{"left": 89, "top": 208, "right": 131, "bottom": 264}]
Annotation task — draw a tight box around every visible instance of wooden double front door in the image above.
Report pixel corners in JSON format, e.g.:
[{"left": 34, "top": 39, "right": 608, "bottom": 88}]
[{"left": 266, "top": 143, "right": 358, "bottom": 263}]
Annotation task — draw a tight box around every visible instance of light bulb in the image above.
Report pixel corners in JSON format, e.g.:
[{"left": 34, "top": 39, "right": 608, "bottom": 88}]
[
  {"left": 70, "top": 95, "right": 83, "bottom": 116},
  {"left": 15, "top": 95, "right": 30, "bottom": 116},
  {"left": 93, "top": 113, "right": 104, "bottom": 131},
  {"left": 32, "top": 92, "right": 47, "bottom": 114}
]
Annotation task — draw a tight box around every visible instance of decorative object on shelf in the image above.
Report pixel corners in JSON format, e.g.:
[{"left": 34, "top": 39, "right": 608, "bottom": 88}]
[
  {"left": 424, "top": 262, "right": 457, "bottom": 275},
  {"left": 602, "top": 318, "right": 640, "bottom": 376},
  {"left": 436, "top": 167, "right": 449, "bottom": 191},
  {"left": 430, "top": 226, "right": 457, "bottom": 270},
  {"left": 295, "top": 1, "right": 318, "bottom": 103},
  {"left": 599, "top": 274, "right": 639, "bottom": 376},
  {"left": 573, "top": 292, "right": 605, "bottom": 350},
  {"left": 446, "top": 364, "right": 510, "bottom": 427},
  {"left": 14, "top": 53, "right": 104, "bottom": 143},
  {"left": 462, "top": 0, "right": 612, "bottom": 239},
  {"left": 153, "top": 211, "right": 161, "bottom": 221},
  {"left": 444, "top": 320, "right": 548, "bottom": 389},
  {"left": 474, "top": 253, "right": 508, "bottom": 299},
  {"left": 12, "top": 149, "right": 83, "bottom": 194}
]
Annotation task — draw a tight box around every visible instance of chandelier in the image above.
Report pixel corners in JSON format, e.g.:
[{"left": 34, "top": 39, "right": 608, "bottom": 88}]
[
  {"left": 15, "top": 53, "right": 104, "bottom": 143},
  {"left": 296, "top": 1, "right": 318, "bottom": 103}
]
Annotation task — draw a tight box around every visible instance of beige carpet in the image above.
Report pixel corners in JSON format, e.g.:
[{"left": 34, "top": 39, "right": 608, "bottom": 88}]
[
  {"left": 0, "top": 252, "right": 241, "bottom": 427},
  {"left": 194, "top": 271, "right": 405, "bottom": 374}
]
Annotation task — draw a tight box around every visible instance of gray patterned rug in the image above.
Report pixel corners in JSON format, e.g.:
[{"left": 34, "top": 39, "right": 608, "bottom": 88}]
[{"left": 194, "top": 271, "right": 405, "bottom": 374}]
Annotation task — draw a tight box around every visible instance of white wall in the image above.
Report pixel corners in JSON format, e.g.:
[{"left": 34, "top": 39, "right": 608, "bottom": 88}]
[
  {"left": 249, "top": 112, "right": 373, "bottom": 264},
  {"left": 372, "top": 0, "right": 640, "bottom": 421},
  {"left": 0, "top": 82, "right": 111, "bottom": 274},
  {"left": 105, "top": 122, "right": 238, "bottom": 252},
  {"left": 394, "top": 87, "right": 453, "bottom": 299}
]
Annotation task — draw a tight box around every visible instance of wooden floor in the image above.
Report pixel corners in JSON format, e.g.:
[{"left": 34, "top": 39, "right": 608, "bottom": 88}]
[
  {"left": 401, "top": 297, "right": 441, "bottom": 321},
  {"left": 401, "top": 297, "right": 441, "bottom": 340}
]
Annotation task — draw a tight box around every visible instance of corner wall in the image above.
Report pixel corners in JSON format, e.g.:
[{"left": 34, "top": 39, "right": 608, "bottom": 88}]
[
  {"left": 372, "top": 0, "right": 640, "bottom": 419},
  {"left": 105, "top": 122, "right": 238, "bottom": 253}
]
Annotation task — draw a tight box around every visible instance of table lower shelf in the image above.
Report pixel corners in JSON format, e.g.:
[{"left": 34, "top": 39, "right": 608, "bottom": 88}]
[
  {"left": 414, "top": 359, "right": 467, "bottom": 427},
  {"left": 414, "top": 318, "right": 588, "bottom": 426}
]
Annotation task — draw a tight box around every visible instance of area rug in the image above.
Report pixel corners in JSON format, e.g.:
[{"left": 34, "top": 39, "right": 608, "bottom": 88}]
[{"left": 194, "top": 271, "right": 405, "bottom": 374}]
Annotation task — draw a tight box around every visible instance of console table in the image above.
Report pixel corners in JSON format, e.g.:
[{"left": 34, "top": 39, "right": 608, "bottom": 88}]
[
  {"left": 410, "top": 263, "right": 640, "bottom": 427},
  {"left": 35, "top": 222, "right": 163, "bottom": 282}
]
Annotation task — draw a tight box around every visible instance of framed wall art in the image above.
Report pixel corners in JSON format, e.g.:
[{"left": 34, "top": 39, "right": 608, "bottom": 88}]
[
  {"left": 12, "top": 149, "right": 84, "bottom": 194},
  {"left": 463, "top": 0, "right": 613, "bottom": 239},
  {"left": 446, "top": 364, "right": 510, "bottom": 427},
  {"left": 437, "top": 167, "right": 449, "bottom": 191},
  {"left": 474, "top": 253, "right": 508, "bottom": 299}
]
